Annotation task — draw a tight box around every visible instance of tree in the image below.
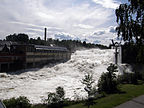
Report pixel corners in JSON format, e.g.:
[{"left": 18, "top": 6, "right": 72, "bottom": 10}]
[
  {"left": 37, "top": 37, "right": 41, "bottom": 40},
  {"left": 81, "top": 73, "right": 96, "bottom": 108},
  {"left": 45, "top": 86, "right": 65, "bottom": 108},
  {"left": 116, "top": 0, "right": 144, "bottom": 44},
  {"left": 83, "top": 41, "right": 87, "bottom": 47},
  {"left": 56, "top": 86, "right": 65, "bottom": 102},
  {"left": 17, "top": 33, "right": 29, "bottom": 43},
  {"left": 6, "top": 33, "right": 29, "bottom": 43},
  {"left": 98, "top": 64, "right": 118, "bottom": 94}
]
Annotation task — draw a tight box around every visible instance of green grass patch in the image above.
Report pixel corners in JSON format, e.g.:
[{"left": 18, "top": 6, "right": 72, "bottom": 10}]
[{"left": 64, "top": 84, "right": 144, "bottom": 108}]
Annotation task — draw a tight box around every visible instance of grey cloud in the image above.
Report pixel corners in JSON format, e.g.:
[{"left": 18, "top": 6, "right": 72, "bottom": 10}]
[
  {"left": 94, "top": 31, "right": 105, "bottom": 35},
  {"left": 54, "top": 33, "right": 73, "bottom": 40},
  {"left": 109, "top": 26, "right": 116, "bottom": 33},
  {"left": 93, "top": 40, "right": 101, "bottom": 44}
]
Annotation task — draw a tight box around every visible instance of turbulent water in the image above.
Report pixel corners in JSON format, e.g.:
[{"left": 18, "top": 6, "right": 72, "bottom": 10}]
[{"left": 0, "top": 48, "right": 114, "bottom": 103}]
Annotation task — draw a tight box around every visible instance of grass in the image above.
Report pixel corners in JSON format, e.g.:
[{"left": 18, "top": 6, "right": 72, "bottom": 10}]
[
  {"left": 64, "top": 84, "right": 144, "bottom": 108},
  {"left": 32, "top": 84, "right": 144, "bottom": 108}
]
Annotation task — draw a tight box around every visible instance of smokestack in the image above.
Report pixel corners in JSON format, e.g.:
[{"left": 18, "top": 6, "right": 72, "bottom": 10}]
[{"left": 44, "top": 28, "right": 47, "bottom": 41}]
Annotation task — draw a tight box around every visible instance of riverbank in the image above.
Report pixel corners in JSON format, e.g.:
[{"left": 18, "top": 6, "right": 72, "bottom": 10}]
[
  {"left": 25, "top": 84, "right": 144, "bottom": 108},
  {"left": 64, "top": 84, "right": 144, "bottom": 108}
]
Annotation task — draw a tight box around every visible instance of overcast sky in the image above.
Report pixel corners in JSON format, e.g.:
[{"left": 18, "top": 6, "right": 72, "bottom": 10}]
[{"left": 0, "top": 0, "right": 127, "bottom": 45}]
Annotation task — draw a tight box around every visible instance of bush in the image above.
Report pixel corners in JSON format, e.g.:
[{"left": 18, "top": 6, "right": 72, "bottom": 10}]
[
  {"left": 142, "top": 72, "right": 144, "bottom": 81},
  {"left": 118, "top": 71, "right": 144, "bottom": 84},
  {"left": 98, "top": 64, "right": 118, "bottom": 94},
  {"left": 3, "top": 96, "right": 31, "bottom": 108},
  {"left": 118, "top": 73, "right": 137, "bottom": 84},
  {"left": 136, "top": 71, "right": 144, "bottom": 81}
]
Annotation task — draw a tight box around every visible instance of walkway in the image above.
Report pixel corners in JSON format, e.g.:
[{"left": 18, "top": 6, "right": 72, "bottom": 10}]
[{"left": 115, "top": 95, "right": 144, "bottom": 108}]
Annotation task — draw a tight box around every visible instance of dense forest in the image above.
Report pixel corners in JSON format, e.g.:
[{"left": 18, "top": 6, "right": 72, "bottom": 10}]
[{"left": 4, "top": 33, "right": 109, "bottom": 52}]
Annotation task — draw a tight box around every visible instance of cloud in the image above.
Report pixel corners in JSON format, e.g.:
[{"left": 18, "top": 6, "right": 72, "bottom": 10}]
[
  {"left": 51, "top": 26, "right": 117, "bottom": 46},
  {"left": 73, "top": 24, "right": 94, "bottom": 29},
  {"left": 0, "top": 0, "right": 120, "bottom": 45},
  {"left": 54, "top": 32, "right": 74, "bottom": 40},
  {"left": 86, "top": 26, "right": 117, "bottom": 45},
  {"left": 109, "top": 26, "right": 116, "bottom": 33},
  {"left": 94, "top": 31, "right": 105, "bottom": 35},
  {"left": 92, "top": 0, "right": 120, "bottom": 9}
]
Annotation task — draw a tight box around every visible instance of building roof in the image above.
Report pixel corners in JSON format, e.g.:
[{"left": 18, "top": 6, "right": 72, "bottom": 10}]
[
  {"left": 35, "top": 45, "right": 68, "bottom": 51},
  {"left": 0, "top": 41, "right": 68, "bottom": 52}
]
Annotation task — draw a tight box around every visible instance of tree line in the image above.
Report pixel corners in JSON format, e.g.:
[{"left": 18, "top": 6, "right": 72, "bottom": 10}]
[{"left": 3, "top": 33, "right": 109, "bottom": 52}]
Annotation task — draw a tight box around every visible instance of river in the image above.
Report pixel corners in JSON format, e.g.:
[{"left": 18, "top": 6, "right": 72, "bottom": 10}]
[{"left": 0, "top": 48, "right": 114, "bottom": 103}]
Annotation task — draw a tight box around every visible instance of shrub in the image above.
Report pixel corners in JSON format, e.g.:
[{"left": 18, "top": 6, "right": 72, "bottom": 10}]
[
  {"left": 3, "top": 96, "right": 31, "bottom": 108},
  {"left": 98, "top": 64, "right": 118, "bottom": 94}
]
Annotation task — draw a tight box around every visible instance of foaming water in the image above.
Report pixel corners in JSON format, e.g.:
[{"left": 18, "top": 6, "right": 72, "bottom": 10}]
[{"left": 0, "top": 48, "right": 114, "bottom": 103}]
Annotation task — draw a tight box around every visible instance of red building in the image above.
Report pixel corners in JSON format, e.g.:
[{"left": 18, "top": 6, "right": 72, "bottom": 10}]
[{"left": 0, "top": 41, "right": 71, "bottom": 72}]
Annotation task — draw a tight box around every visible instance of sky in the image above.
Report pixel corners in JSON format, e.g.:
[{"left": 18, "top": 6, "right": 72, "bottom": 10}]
[{"left": 0, "top": 0, "right": 126, "bottom": 45}]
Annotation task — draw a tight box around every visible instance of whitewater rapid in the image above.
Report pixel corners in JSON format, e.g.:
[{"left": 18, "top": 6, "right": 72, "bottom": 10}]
[{"left": 0, "top": 48, "right": 114, "bottom": 103}]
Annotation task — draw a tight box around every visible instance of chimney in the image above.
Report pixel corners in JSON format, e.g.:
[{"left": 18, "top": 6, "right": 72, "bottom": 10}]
[{"left": 44, "top": 28, "right": 47, "bottom": 41}]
